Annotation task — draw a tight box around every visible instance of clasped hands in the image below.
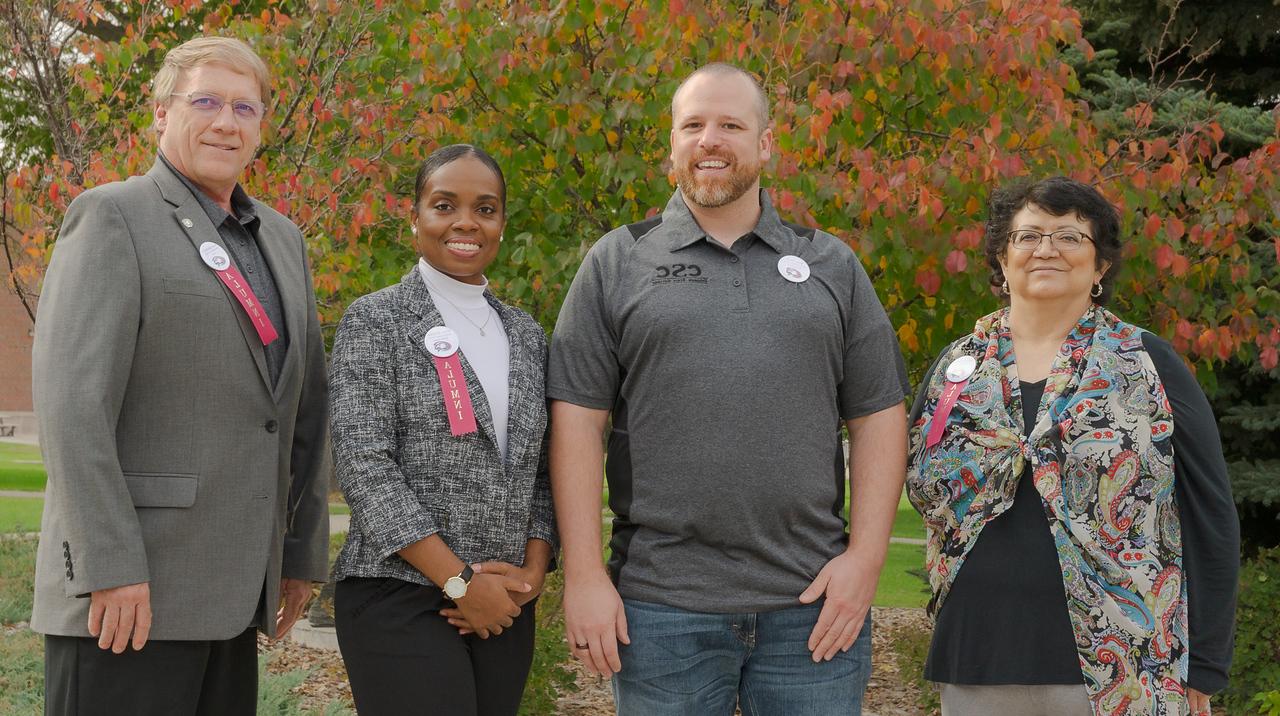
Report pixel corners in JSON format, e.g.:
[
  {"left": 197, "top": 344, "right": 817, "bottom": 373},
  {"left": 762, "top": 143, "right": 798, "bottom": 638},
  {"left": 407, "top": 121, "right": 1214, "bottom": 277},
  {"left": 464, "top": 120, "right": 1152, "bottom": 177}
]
[{"left": 438, "top": 561, "right": 545, "bottom": 638}]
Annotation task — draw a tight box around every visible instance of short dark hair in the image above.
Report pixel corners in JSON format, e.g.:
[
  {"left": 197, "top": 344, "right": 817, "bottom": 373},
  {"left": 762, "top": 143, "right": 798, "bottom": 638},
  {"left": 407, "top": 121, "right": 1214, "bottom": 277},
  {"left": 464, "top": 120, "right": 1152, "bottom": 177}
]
[
  {"left": 412, "top": 144, "right": 506, "bottom": 214},
  {"left": 983, "top": 176, "right": 1123, "bottom": 304}
]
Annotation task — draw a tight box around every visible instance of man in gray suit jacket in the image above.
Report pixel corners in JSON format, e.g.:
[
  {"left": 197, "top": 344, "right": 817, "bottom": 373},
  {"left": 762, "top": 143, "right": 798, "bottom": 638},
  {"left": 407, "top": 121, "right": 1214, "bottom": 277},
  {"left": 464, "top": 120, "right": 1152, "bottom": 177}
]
[{"left": 31, "top": 36, "right": 329, "bottom": 715}]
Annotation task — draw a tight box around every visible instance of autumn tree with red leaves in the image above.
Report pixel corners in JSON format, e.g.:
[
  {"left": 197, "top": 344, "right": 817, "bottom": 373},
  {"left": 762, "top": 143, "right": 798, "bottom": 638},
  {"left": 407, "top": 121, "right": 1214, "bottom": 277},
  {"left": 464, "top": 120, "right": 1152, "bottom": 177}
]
[{"left": 4, "top": 0, "right": 1275, "bottom": 379}]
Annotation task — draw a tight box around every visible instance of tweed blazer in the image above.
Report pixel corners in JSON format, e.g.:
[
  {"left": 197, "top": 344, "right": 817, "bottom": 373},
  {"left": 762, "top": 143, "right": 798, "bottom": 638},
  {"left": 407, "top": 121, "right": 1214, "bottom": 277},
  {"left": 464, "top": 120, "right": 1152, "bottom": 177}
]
[
  {"left": 330, "top": 269, "right": 556, "bottom": 585},
  {"left": 31, "top": 159, "right": 330, "bottom": 640}
]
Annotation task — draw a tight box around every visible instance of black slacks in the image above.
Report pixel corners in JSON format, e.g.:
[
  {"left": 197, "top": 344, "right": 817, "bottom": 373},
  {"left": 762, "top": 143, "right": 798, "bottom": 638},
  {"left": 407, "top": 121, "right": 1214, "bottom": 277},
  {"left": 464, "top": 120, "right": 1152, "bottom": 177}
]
[
  {"left": 44, "top": 627, "right": 257, "bottom": 716},
  {"left": 335, "top": 576, "right": 536, "bottom": 716}
]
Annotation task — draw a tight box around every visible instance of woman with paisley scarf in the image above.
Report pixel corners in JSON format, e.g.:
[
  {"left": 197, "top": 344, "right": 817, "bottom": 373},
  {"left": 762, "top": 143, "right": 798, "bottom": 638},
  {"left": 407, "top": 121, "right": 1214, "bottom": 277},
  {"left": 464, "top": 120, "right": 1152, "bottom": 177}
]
[{"left": 906, "top": 177, "right": 1239, "bottom": 716}]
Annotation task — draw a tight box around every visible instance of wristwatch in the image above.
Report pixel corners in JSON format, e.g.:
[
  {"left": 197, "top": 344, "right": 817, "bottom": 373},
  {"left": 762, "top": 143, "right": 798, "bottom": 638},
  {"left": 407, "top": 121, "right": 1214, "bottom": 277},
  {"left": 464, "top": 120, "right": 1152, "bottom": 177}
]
[{"left": 442, "top": 564, "right": 474, "bottom": 600}]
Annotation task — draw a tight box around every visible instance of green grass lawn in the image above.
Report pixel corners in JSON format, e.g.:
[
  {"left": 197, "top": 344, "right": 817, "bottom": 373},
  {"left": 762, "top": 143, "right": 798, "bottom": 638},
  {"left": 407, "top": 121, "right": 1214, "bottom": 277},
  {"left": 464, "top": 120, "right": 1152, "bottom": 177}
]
[
  {"left": 0, "top": 500, "right": 43, "bottom": 535},
  {"left": 0, "top": 444, "right": 45, "bottom": 493},
  {"left": 0, "top": 628, "right": 42, "bottom": 713},
  {"left": 0, "top": 537, "right": 36, "bottom": 625},
  {"left": 893, "top": 489, "right": 925, "bottom": 540},
  {"left": 878, "top": 491, "right": 927, "bottom": 607},
  {"left": 873, "top": 542, "right": 930, "bottom": 608}
]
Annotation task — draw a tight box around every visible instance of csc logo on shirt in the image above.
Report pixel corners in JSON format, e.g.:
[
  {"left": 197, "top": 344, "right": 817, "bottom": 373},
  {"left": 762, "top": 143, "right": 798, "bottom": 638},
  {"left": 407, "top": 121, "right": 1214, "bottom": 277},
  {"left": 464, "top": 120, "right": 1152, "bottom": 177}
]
[
  {"left": 655, "top": 263, "right": 702, "bottom": 278},
  {"left": 652, "top": 263, "right": 709, "bottom": 285}
]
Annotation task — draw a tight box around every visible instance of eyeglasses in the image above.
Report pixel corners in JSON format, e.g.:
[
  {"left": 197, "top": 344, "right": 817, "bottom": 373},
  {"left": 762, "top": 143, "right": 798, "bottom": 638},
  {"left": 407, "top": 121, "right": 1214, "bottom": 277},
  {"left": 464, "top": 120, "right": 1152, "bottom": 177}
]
[
  {"left": 1006, "top": 229, "right": 1094, "bottom": 251},
  {"left": 169, "top": 92, "right": 266, "bottom": 121}
]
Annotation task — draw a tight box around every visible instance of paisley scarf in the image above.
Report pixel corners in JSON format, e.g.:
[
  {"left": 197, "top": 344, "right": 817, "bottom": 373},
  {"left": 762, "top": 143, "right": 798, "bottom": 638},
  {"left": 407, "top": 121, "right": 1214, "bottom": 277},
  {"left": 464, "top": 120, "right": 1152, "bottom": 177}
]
[{"left": 907, "top": 305, "right": 1187, "bottom": 716}]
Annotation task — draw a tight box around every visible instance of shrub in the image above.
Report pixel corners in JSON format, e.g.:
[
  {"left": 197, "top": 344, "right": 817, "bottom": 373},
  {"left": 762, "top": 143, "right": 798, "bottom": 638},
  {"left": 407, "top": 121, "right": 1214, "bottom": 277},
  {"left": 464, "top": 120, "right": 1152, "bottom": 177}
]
[
  {"left": 520, "top": 568, "right": 578, "bottom": 715},
  {"left": 890, "top": 617, "right": 941, "bottom": 715},
  {"left": 1254, "top": 690, "right": 1280, "bottom": 716},
  {"left": 1223, "top": 547, "right": 1280, "bottom": 714},
  {"left": 257, "top": 655, "right": 352, "bottom": 716}
]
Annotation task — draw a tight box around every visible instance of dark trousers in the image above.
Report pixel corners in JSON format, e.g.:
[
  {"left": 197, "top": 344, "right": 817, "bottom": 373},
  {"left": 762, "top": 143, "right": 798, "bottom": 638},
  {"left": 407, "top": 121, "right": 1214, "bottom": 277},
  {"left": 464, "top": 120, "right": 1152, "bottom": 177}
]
[
  {"left": 44, "top": 627, "right": 257, "bottom": 716},
  {"left": 335, "top": 577, "right": 536, "bottom": 716}
]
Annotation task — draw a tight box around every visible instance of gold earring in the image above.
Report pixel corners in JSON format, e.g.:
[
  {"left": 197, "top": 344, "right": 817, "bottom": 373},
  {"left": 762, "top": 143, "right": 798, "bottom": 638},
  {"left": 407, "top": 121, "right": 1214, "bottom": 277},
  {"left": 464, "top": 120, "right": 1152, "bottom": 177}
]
[{"left": 1091, "top": 281, "right": 1102, "bottom": 298}]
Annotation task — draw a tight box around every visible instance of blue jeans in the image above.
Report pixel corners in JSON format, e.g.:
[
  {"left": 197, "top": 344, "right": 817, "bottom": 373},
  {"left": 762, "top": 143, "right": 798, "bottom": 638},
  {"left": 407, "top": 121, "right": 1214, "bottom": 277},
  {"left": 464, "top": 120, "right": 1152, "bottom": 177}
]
[{"left": 612, "top": 599, "right": 873, "bottom": 716}]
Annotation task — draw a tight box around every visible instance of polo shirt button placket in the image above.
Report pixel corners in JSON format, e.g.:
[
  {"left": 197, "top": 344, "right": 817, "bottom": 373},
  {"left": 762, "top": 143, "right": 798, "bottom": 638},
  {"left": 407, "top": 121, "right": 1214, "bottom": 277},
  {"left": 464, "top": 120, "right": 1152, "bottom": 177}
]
[{"left": 729, "top": 251, "right": 749, "bottom": 310}]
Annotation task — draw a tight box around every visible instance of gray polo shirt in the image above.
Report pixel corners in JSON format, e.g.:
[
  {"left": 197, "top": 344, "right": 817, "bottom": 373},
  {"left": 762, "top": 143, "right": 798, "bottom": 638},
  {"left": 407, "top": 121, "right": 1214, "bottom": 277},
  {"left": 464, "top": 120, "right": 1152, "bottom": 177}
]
[
  {"left": 158, "top": 153, "right": 289, "bottom": 387},
  {"left": 547, "top": 189, "right": 908, "bottom": 613}
]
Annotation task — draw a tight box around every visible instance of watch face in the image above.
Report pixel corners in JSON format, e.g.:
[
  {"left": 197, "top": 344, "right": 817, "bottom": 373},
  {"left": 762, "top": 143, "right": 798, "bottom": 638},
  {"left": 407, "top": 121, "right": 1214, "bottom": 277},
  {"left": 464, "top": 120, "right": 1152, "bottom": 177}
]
[{"left": 443, "top": 576, "right": 466, "bottom": 599}]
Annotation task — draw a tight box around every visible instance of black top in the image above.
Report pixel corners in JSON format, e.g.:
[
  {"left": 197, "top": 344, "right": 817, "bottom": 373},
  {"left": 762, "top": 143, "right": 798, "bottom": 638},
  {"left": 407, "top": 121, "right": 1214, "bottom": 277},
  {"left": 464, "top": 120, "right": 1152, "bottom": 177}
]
[{"left": 910, "top": 332, "right": 1239, "bottom": 692}]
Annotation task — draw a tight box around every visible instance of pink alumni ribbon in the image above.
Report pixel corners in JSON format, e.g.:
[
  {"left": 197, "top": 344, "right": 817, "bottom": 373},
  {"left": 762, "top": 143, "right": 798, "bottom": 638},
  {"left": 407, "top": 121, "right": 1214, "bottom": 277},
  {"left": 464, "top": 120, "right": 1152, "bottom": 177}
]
[
  {"left": 199, "top": 242, "right": 278, "bottom": 345},
  {"left": 926, "top": 355, "right": 978, "bottom": 450},
  {"left": 425, "top": 326, "right": 478, "bottom": 436}
]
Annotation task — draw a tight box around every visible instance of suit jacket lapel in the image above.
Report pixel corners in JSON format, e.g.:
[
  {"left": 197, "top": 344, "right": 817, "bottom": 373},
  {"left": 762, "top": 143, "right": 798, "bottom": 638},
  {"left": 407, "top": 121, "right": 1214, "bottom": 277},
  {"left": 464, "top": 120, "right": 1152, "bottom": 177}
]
[
  {"left": 398, "top": 271, "right": 501, "bottom": 452},
  {"left": 254, "top": 214, "right": 303, "bottom": 403},
  {"left": 148, "top": 161, "right": 272, "bottom": 394}
]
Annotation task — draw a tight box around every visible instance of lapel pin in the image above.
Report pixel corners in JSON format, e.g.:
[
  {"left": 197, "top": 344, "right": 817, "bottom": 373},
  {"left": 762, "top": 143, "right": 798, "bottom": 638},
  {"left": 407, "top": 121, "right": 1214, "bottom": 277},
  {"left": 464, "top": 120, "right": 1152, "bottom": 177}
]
[
  {"left": 425, "top": 326, "right": 460, "bottom": 358},
  {"left": 181, "top": 218, "right": 194, "bottom": 228},
  {"left": 199, "top": 242, "right": 231, "bottom": 271},
  {"left": 945, "top": 355, "right": 977, "bottom": 383},
  {"left": 777, "top": 255, "right": 811, "bottom": 283}
]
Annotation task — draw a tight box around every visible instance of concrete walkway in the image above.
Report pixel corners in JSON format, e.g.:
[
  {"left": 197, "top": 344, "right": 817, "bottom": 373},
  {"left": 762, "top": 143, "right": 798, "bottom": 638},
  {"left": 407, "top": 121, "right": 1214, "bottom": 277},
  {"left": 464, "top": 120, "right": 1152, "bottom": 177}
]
[{"left": 0, "top": 490, "right": 41, "bottom": 499}]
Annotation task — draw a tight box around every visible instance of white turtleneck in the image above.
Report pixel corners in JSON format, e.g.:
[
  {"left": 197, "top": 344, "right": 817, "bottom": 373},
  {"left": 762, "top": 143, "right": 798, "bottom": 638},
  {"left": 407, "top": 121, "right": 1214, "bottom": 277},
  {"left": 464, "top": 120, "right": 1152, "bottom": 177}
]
[{"left": 418, "top": 258, "right": 511, "bottom": 458}]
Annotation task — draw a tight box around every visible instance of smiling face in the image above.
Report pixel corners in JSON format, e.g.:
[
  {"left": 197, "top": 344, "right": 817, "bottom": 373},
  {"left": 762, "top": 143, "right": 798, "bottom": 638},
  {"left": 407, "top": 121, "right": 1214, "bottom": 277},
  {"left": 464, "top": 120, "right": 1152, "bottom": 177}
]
[
  {"left": 154, "top": 62, "right": 262, "bottom": 203},
  {"left": 413, "top": 155, "right": 505, "bottom": 285},
  {"left": 999, "top": 203, "right": 1110, "bottom": 306},
  {"left": 670, "top": 71, "right": 772, "bottom": 208}
]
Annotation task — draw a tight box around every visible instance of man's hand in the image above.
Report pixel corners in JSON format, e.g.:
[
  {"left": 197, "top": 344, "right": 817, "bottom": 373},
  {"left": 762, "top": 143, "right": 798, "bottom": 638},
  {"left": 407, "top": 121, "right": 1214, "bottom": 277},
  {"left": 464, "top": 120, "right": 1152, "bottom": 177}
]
[
  {"left": 88, "top": 582, "right": 151, "bottom": 653},
  {"left": 564, "top": 570, "right": 630, "bottom": 677},
  {"left": 1188, "top": 688, "right": 1211, "bottom": 716},
  {"left": 274, "top": 578, "right": 314, "bottom": 639},
  {"left": 798, "top": 549, "right": 880, "bottom": 662}
]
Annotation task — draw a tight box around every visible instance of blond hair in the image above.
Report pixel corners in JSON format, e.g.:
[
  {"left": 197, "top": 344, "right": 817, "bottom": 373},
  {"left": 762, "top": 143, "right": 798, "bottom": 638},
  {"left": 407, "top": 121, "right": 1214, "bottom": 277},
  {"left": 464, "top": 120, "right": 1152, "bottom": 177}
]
[{"left": 151, "top": 36, "right": 271, "bottom": 105}]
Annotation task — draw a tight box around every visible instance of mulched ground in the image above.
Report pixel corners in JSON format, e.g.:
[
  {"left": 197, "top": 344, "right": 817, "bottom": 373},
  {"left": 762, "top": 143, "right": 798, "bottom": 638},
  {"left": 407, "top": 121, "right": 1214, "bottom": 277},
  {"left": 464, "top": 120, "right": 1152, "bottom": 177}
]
[{"left": 261, "top": 606, "right": 936, "bottom": 715}]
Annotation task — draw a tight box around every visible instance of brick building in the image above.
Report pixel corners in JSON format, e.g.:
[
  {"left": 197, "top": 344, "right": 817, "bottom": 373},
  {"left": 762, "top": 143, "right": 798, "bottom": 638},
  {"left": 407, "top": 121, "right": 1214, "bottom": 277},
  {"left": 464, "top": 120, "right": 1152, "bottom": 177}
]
[{"left": 0, "top": 279, "right": 34, "bottom": 413}]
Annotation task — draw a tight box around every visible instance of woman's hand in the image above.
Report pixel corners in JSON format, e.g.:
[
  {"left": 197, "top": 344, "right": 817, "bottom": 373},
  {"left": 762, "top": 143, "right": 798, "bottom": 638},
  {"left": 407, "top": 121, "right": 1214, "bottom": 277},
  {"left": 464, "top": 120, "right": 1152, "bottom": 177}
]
[
  {"left": 478, "top": 561, "right": 547, "bottom": 607},
  {"left": 1188, "top": 688, "right": 1212, "bottom": 716},
  {"left": 450, "top": 571, "right": 529, "bottom": 639},
  {"left": 441, "top": 561, "right": 546, "bottom": 634}
]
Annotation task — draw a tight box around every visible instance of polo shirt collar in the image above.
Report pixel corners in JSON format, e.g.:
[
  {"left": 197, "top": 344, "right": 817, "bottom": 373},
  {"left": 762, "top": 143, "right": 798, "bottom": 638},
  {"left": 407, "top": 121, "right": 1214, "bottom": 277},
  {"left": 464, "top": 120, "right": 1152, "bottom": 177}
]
[
  {"left": 661, "top": 188, "right": 793, "bottom": 254},
  {"left": 157, "top": 151, "right": 259, "bottom": 229}
]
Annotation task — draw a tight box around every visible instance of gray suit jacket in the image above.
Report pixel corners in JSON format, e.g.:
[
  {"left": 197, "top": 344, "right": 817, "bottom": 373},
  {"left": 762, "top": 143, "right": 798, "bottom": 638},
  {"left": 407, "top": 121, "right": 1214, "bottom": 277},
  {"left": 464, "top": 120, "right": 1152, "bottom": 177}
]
[
  {"left": 31, "top": 159, "right": 330, "bottom": 640},
  {"left": 329, "top": 270, "right": 555, "bottom": 585}
]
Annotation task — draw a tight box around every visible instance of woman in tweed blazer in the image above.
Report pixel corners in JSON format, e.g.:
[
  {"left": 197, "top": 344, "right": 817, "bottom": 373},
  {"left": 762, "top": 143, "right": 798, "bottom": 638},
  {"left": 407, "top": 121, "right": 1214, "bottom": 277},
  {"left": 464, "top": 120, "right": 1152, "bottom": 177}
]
[{"left": 329, "top": 145, "right": 556, "bottom": 716}]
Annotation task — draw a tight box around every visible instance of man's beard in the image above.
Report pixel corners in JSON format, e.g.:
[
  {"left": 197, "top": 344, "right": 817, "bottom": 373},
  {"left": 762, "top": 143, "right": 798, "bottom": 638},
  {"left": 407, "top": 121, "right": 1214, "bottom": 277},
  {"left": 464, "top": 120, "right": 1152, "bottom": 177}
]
[{"left": 675, "top": 153, "right": 760, "bottom": 208}]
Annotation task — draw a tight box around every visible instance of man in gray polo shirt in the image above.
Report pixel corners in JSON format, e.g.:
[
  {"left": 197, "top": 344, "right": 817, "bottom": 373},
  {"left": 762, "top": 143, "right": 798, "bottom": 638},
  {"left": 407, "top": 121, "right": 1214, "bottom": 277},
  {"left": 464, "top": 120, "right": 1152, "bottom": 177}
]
[{"left": 548, "top": 63, "right": 909, "bottom": 715}]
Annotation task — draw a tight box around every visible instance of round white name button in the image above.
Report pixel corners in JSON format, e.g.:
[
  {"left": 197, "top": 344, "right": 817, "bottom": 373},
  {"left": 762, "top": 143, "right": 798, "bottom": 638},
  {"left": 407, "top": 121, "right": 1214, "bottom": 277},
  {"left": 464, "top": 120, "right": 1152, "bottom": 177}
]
[
  {"left": 777, "top": 255, "right": 810, "bottom": 283},
  {"left": 945, "top": 355, "right": 977, "bottom": 383},
  {"left": 198, "top": 242, "right": 231, "bottom": 271},
  {"left": 425, "top": 326, "right": 460, "bottom": 358}
]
